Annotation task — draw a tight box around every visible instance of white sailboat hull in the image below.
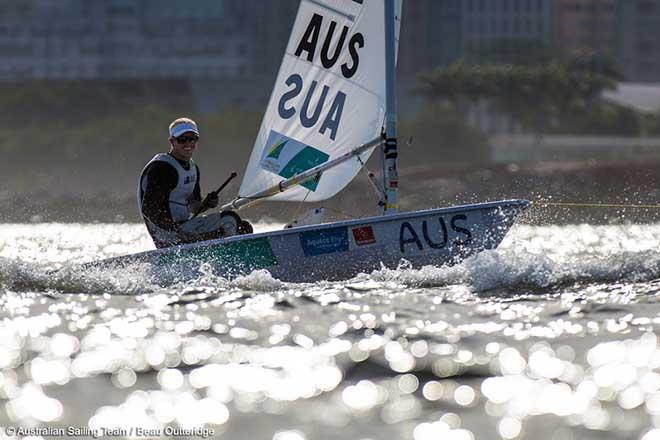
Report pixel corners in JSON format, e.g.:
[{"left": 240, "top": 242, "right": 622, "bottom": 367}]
[{"left": 89, "top": 200, "right": 529, "bottom": 283}]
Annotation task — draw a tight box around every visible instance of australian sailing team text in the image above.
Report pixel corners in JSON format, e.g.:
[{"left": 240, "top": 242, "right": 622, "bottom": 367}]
[
  {"left": 4, "top": 426, "right": 215, "bottom": 438},
  {"left": 278, "top": 12, "right": 364, "bottom": 141}
]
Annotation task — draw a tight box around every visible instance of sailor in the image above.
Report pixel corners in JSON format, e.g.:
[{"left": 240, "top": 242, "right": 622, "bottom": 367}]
[{"left": 137, "top": 117, "right": 252, "bottom": 248}]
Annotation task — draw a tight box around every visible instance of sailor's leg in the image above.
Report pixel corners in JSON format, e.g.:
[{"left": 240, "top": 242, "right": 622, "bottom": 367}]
[
  {"left": 146, "top": 223, "right": 184, "bottom": 248},
  {"left": 180, "top": 211, "right": 243, "bottom": 241}
]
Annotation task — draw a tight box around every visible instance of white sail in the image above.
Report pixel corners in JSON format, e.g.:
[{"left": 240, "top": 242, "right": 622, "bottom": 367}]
[{"left": 238, "top": 0, "right": 402, "bottom": 202}]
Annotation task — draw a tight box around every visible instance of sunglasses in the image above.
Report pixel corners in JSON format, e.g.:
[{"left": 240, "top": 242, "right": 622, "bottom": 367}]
[{"left": 175, "top": 135, "right": 199, "bottom": 144}]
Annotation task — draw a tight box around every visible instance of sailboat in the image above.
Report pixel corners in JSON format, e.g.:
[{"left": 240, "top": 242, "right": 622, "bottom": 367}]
[{"left": 91, "top": 0, "right": 529, "bottom": 283}]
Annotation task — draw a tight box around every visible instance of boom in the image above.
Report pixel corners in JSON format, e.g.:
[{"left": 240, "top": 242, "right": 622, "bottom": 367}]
[{"left": 221, "top": 136, "right": 384, "bottom": 211}]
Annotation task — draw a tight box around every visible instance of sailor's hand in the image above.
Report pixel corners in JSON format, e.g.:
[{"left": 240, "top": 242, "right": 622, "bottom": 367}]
[
  {"left": 205, "top": 193, "right": 219, "bottom": 209},
  {"left": 189, "top": 199, "right": 202, "bottom": 215}
]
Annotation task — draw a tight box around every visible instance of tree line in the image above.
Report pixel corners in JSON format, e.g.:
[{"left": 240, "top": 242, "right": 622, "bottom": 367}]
[{"left": 413, "top": 50, "right": 660, "bottom": 138}]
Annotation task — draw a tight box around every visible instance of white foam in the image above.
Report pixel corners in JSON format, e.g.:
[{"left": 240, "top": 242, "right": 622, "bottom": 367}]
[
  {"left": 1, "top": 223, "right": 659, "bottom": 295},
  {"left": 366, "top": 224, "right": 660, "bottom": 292}
]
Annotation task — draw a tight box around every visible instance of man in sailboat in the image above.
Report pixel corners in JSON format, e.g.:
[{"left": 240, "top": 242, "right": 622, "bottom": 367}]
[{"left": 138, "top": 117, "right": 252, "bottom": 249}]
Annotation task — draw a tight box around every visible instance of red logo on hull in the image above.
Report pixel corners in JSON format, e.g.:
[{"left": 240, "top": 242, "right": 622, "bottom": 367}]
[{"left": 352, "top": 226, "right": 376, "bottom": 245}]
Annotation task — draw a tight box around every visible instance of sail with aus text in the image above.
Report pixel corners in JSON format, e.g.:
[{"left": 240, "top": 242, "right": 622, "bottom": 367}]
[{"left": 238, "top": 0, "right": 402, "bottom": 202}]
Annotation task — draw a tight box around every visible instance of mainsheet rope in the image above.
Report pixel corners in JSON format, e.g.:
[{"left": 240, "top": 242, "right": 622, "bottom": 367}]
[{"left": 539, "top": 202, "right": 660, "bottom": 209}]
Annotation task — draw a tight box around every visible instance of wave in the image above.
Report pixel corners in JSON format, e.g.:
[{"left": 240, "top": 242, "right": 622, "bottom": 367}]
[
  {"left": 0, "top": 257, "right": 159, "bottom": 295},
  {"left": 1, "top": 241, "right": 658, "bottom": 296},
  {"left": 367, "top": 247, "right": 660, "bottom": 292},
  {"left": 0, "top": 256, "right": 286, "bottom": 296}
]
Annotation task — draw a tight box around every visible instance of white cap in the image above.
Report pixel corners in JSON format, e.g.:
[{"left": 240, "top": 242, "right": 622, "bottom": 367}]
[{"left": 169, "top": 120, "right": 199, "bottom": 138}]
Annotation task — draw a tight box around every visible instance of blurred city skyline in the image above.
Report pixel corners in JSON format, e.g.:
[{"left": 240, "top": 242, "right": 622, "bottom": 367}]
[
  {"left": 0, "top": 0, "right": 658, "bottom": 87},
  {"left": 0, "top": 0, "right": 659, "bottom": 222}
]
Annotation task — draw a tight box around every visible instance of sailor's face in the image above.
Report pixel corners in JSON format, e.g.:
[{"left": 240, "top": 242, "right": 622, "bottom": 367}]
[{"left": 170, "top": 131, "right": 198, "bottom": 161}]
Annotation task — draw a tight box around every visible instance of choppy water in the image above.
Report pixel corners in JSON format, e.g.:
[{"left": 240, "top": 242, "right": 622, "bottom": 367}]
[{"left": 1, "top": 222, "right": 660, "bottom": 439}]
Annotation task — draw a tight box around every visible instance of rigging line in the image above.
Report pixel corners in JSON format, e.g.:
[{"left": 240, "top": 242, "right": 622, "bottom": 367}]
[
  {"left": 356, "top": 155, "right": 384, "bottom": 196},
  {"left": 289, "top": 189, "right": 312, "bottom": 224},
  {"left": 356, "top": 155, "right": 371, "bottom": 180},
  {"left": 539, "top": 202, "right": 660, "bottom": 209},
  {"left": 356, "top": 154, "right": 373, "bottom": 173}
]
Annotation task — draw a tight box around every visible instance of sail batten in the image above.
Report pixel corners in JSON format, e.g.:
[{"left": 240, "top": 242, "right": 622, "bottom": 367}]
[
  {"left": 307, "top": 0, "right": 356, "bottom": 21},
  {"left": 238, "top": 0, "right": 402, "bottom": 203}
]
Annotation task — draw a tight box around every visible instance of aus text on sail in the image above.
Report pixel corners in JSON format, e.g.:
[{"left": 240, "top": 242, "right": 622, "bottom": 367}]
[{"left": 278, "top": 12, "right": 365, "bottom": 141}]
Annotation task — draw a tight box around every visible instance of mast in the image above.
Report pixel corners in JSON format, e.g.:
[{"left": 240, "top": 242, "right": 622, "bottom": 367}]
[{"left": 382, "top": 0, "right": 399, "bottom": 215}]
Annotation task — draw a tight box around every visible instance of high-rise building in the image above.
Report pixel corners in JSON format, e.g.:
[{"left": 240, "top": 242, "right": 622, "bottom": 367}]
[
  {"left": 554, "top": 0, "right": 617, "bottom": 57},
  {"left": 0, "top": 0, "right": 249, "bottom": 81},
  {"left": 619, "top": 0, "right": 660, "bottom": 82},
  {"left": 7, "top": 0, "right": 660, "bottom": 102},
  {"left": 234, "top": 0, "right": 299, "bottom": 78},
  {"left": 461, "top": 0, "right": 554, "bottom": 63},
  {"left": 398, "top": 0, "right": 462, "bottom": 79}
]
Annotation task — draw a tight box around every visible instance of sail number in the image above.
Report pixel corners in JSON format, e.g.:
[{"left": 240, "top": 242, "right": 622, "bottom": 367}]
[
  {"left": 278, "top": 74, "right": 345, "bottom": 141},
  {"left": 295, "top": 13, "right": 363, "bottom": 78},
  {"left": 399, "top": 215, "right": 472, "bottom": 253},
  {"left": 277, "top": 13, "right": 365, "bottom": 141}
]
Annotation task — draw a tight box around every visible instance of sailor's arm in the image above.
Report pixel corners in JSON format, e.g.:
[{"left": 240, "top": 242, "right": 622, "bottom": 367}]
[
  {"left": 188, "top": 165, "right": 219, "bottom": 215},
  {"left": 142, "top": 162, "right": 179, "bottom": 231}
]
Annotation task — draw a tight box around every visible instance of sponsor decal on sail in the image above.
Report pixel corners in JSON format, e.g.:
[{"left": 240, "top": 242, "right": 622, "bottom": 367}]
[
  {"left": 352, "top": 226, "right": 376, "bottom": 246},
  {"left": 260, "top": 130, "right": 330, "bottom": 191}
]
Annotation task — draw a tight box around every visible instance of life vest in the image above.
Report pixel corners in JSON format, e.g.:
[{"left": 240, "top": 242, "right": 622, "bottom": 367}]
[{"left": 137, "top": 153, "right": 198, "bottom": 223}]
